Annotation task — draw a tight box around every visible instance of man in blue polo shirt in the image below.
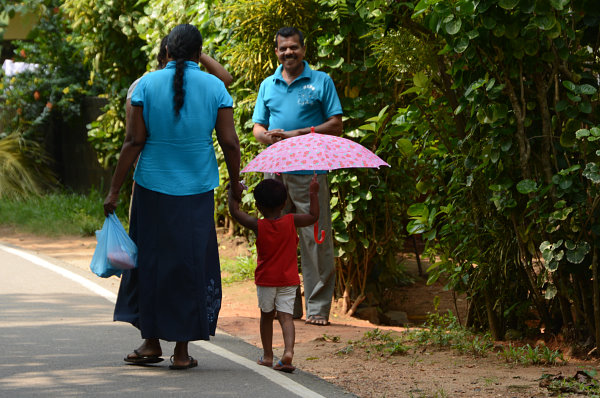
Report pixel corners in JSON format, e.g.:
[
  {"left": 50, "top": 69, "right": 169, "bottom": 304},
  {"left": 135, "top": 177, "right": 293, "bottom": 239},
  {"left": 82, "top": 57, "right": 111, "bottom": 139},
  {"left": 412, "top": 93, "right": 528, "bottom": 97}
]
[{"left": 252, "top": 27, "right": 343, "bottom": 326}]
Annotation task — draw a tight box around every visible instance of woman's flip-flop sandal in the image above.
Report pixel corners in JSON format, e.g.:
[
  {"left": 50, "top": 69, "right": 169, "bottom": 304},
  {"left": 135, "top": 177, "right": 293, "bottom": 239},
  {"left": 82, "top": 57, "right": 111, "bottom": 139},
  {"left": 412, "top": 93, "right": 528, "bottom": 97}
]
[
  {"left": 169, "top": 355, "right": 198, "bottom": 370},
  {"left": 124, "top": 349, "right": 164, "bottom": 365}
]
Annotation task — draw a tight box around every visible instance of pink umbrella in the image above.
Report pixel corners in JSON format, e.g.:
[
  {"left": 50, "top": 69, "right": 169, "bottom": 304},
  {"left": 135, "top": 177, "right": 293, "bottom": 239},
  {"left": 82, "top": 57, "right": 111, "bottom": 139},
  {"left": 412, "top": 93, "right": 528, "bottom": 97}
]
[
  {"left": 242, "top": 132, "right": 389, "bottom": 173},
  {"left": 242, "top": 130, "right": 390, "bottom": 243}
]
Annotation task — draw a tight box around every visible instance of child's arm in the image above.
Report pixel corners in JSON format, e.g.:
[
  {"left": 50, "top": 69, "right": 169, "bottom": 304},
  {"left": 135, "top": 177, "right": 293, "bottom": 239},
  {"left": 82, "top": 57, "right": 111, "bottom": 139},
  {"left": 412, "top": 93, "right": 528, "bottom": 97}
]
[
  {"left": 228, "top": 184, "right": 258, "bottom": 233},
  {"left": 294, "top": 174, "right": 320, "bottom": 228}
]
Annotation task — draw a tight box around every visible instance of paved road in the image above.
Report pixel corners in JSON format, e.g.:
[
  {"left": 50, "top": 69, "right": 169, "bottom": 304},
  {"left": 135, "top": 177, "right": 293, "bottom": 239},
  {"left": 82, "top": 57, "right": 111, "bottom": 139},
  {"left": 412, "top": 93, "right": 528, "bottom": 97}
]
[{"left": 0, "top": 244, "right": 355, "bottom": 397}]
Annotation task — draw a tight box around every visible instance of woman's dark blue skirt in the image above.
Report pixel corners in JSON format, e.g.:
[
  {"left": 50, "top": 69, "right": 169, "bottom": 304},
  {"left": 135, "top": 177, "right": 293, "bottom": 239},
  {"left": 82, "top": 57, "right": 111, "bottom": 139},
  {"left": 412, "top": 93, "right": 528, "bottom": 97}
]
[{"left": 114, "top": 184, "right": 221, "bottom": 341}]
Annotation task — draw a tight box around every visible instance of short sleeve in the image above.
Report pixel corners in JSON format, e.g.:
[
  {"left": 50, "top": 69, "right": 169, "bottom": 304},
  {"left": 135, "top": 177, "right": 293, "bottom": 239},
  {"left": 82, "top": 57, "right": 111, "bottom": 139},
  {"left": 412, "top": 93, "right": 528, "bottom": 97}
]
[
  {"left": 252, "top": 81, "right": 270, "bottom": 126},
  {"left": 216, "top": 80, "right": 233, "bottom": 108},
  {"left": 130, "top": 76, "right": 146, "bottom": 106},
  {"left": 127, "top": 77, "right": 142, "bottom": 100},
  {"left": 321, "top": 75, "right": 343, "bottom": 119}
]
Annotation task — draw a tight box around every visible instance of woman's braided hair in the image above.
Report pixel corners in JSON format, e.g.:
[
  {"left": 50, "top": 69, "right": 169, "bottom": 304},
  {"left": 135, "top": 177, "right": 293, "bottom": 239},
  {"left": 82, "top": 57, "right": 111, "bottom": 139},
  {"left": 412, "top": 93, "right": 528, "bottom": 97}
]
[{"left": 167, "top": 24, "right": 203, "bottom": 117}]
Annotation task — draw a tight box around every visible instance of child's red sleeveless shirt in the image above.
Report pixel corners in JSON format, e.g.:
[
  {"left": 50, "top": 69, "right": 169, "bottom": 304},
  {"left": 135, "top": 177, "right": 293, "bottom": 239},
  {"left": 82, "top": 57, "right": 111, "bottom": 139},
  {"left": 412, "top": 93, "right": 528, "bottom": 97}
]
[{"left": 255, "top": 214, "right": 301, "bottom": 286}]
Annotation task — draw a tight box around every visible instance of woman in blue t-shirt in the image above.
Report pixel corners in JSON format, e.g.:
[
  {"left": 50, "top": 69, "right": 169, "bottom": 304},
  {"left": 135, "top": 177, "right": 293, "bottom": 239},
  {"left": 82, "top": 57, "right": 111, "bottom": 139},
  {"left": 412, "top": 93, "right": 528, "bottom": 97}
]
[{"left": 103, "top": 24, "right": 242, "bottom": 370}]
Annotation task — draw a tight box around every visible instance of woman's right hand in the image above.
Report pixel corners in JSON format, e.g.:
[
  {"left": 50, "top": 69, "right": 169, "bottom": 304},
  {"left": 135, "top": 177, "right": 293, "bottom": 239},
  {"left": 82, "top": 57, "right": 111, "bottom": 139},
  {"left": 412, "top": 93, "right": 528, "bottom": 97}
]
[{"left": 103, "top": 191, "right": 119, "bottom": 217}]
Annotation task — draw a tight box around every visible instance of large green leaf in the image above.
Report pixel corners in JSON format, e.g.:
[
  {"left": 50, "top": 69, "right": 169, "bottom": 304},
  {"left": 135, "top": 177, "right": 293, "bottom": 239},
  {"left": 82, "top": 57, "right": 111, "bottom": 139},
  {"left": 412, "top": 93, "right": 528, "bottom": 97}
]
[
  {"left": 397, "top": 138, "right": 414, "bottom": 157},
  {"left": 579, "top": 84, "right": 597, "bottom": 95},
  {"left": 545, "top": 285, "right": 557, "bottom": 299},
  {"left": 445, "top": 18, "right": 462, "bottom": 35},
  {"left": 566, "top": 242, "right": 590, "bottom": 264},
  {"left": 516, "top": 179, "right": 537, "bottom": 194},
  {"left": 583, "top": 163, "right": 600, "bottom": 183},
  {"left": 499, "top": 0, "right": 519, "bottom": 9},
  {"left": 320, "top": 57, "right": 344, "bottom": 68},
  {"left": 454, "top": 36, "right": 469, "bottom": 54},
  {"left": 407, "top": 203, "right": 428, "bottom": 217},
  {"left": 549, "top": 0, "right": 569, "bottom": 10}
]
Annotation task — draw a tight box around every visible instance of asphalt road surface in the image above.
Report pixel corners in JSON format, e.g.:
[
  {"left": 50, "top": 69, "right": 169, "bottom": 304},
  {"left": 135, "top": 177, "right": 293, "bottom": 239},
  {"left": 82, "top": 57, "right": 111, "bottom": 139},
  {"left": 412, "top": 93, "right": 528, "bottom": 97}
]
[{"left": 0, "top": 243, "right": 356, "bottom": 398}]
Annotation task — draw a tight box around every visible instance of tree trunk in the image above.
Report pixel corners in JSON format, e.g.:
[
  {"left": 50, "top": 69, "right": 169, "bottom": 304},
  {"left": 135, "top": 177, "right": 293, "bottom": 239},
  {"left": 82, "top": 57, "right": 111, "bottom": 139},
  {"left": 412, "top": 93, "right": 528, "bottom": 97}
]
[
  {"left": 578, "top": 277, "right": 596, "bottom": 338},
  {"left": 484, "top": 289, "right": 502, "bottom": 340},
  {"left": 511, "top": 215, "right": 550, "bottom": 324},
  {"left": 341, "top": 286, "right": 351, "bottom": 314},
  {"left": 572, "top": 274, "right": 593, "bottom": 336},
  {"left": 533, "top": 74, "right": 556, "bottom": 187},
  {"left": 593, "top": 248, "right": 600, "bottom": 350},
  {"left": 554, "top": 270, "right": 574, "bottom": 328},
  {"left": 347, "top": 294, "right": 365, "bottom": 317},
  {"left": 465, "top": 298, "right": 476, "bottom": 328},
  {"left": 504, "top": 77, "right": 531, "bottom": 179}
]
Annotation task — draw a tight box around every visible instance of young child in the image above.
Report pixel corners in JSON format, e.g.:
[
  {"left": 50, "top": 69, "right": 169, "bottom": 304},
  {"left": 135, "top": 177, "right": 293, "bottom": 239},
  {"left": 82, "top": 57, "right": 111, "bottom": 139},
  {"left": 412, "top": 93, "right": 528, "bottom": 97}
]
[{"left": 228, "top": 176, "right": 319, "bottom": 373}]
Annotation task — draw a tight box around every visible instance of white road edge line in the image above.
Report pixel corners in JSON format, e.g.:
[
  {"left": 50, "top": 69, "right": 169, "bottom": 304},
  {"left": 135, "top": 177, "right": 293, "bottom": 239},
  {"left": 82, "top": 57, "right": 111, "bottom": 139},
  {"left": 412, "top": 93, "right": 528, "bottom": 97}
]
[
  {"left": 0, "top": 243, "right": 117, "bottom": 303},
  {"left": 0, "top": 243, "right": 326, "bottom": 398}
]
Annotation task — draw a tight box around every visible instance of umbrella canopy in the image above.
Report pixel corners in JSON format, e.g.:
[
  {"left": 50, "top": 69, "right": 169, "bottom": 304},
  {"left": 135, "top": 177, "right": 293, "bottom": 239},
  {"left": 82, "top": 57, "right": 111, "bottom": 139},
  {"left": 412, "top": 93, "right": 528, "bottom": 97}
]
[{"left": 242, "top": 133, "right": 389, "bottom": 173}]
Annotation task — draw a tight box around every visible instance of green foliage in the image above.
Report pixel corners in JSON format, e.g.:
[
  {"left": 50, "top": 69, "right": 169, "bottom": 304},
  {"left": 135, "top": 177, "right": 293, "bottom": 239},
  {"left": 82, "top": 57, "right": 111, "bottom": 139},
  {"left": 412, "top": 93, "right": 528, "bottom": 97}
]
[
  {"left": 217, "top": 0, "right": 319, "bottom": 87},
  {"left": 0, "top": 189, "right": 125, "bottom": 237},
  {"left": 405, "top": 311, "right": 494, "bottom": 356},
  {"left": 0, "top": 1, "right": 88, "bottom": 197},
  {"left": 542, "top": 370, "right": 600, "bottom": 396},
  {"left": 62, "top": 0, "right": 149, "bottom": 167},
  {"left": 360, "top": 0, "right": 600, "bottom": 342},
  {"left": 220, "top": 249, "right": 257, "bottom": 284},
  {"left": 336, "top": 328, "right": 410, "bottom": 357},
  {"left": 498, "top": 343, "right": 566, "bottom": 366},
  {"left": 0, "top": 133, "right": 54, "bottom": 199},
  {"left": 1, "top": 1, "right": 95, "bottom": 139}
]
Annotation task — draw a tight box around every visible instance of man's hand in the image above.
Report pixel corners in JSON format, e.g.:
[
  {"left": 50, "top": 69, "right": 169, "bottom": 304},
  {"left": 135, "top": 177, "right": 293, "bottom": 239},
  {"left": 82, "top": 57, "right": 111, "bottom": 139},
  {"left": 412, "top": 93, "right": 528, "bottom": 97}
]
[
  {"left": 267, "top": 129, "right": 301, "bottom": 141},
  {"left": 264, "top": 129, "right": 285, "bottom": 144},
  {"left": 309, "top": 174, "right": 319, "bottom": 195}
]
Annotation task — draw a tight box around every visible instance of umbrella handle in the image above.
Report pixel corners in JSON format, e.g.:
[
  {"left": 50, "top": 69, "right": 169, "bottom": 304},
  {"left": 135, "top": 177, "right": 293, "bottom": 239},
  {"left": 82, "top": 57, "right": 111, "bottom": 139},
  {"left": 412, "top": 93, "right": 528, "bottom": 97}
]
[{"left": 314, "top": 222, "right": 325, "bottom": 244}]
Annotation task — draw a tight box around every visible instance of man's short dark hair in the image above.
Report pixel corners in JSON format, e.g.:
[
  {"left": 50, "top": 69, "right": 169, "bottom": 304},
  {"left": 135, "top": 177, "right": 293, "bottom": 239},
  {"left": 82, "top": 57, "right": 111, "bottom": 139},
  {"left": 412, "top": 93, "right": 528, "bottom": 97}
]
[
  {"left": 274, "top": 27, "right": 305, "bottom": 48},
  {"left": 254, "top": 179, "right": 288, "bottom": 209}
]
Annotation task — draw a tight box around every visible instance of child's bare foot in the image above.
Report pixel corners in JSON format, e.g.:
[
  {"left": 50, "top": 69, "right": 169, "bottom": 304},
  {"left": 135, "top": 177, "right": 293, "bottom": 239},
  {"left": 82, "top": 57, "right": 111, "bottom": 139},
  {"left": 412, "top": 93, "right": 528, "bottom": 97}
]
[
  {"left": 280, "top": 351, "right": 293, "bottom": 365},
  {"left": 274, "top": 359, "right": 296, "bottom": 373}
]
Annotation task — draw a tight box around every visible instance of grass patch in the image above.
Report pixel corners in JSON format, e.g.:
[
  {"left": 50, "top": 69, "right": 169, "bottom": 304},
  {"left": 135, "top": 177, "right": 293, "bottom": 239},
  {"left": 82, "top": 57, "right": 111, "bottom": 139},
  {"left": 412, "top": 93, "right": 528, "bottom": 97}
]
[
  {"left": 336, "top": 312, "right": 494, "bottom": 360},
  {"left": 405, "top": 311, "right": 494, "bottom": 357},
  {"left": 221, "top": 252, "right": 256, "bottom": 284},
  {"left": 336, "top": 328, "right": 410, "bottom": 358},
  {"left": 498, "top": 343, "right": 566, "bottom": 365},
  {"left": 0, "top": 190, "right": 127, "bottom": 237}
]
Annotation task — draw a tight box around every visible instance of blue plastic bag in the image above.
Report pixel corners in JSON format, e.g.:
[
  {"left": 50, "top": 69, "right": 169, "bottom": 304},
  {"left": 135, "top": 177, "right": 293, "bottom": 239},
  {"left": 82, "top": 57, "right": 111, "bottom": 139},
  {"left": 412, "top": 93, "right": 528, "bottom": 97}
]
[{"left": 90, "top": 213, "right": 138, "bottom": 278}]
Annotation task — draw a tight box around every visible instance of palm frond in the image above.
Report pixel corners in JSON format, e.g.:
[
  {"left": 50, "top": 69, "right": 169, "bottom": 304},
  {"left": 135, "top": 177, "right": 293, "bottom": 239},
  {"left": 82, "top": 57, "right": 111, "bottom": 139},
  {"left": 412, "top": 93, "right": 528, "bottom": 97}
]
[{"left": 0, "top": 133, "right": 55, "bottom": 199}]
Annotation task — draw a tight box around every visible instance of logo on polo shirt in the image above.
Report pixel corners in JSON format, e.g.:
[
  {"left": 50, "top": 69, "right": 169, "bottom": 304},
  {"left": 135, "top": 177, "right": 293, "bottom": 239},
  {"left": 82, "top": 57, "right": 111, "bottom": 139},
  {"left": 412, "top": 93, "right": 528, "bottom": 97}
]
[{"left": 298, "top": 84, "right": 317, "bottom": 106}]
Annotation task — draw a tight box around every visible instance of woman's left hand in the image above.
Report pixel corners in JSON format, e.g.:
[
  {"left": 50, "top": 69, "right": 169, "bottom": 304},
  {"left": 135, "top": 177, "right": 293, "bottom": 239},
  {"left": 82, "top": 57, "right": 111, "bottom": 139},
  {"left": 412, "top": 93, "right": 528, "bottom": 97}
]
[{"left": 103, "top": 191, "right": 119, "bottom": 217}]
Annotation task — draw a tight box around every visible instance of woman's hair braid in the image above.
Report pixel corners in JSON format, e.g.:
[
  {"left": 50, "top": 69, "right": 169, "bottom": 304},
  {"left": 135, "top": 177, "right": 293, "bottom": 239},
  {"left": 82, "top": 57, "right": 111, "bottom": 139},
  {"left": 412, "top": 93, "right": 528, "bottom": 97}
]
[{"left": 167, "top": 24, "right": 203, "bottom": 117}]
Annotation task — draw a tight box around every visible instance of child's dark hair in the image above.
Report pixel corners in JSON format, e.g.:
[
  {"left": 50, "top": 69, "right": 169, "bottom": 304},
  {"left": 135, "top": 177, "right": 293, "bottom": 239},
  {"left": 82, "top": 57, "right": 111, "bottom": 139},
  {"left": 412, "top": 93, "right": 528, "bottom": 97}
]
[{"left": 254, "top": 179, "right": 287, "bottom": 209}]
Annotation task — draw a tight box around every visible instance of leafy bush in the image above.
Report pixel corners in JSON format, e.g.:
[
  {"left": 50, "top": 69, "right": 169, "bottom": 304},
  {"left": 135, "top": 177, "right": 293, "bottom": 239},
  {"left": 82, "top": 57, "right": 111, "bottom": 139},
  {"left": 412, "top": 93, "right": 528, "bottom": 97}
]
[{"left": 0, "top": 189, "right": 125, "bottom": 237}]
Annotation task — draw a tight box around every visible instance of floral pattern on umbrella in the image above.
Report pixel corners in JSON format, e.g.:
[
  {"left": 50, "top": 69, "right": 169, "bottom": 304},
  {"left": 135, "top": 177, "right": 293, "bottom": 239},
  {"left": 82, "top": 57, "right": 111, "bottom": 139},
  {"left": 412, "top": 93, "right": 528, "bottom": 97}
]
[
  {"left": 242, "top": 132, "right": 390, "bottom": 244},
  {"left": 241, "top": 133, "right": 389, "bottom": 173}
]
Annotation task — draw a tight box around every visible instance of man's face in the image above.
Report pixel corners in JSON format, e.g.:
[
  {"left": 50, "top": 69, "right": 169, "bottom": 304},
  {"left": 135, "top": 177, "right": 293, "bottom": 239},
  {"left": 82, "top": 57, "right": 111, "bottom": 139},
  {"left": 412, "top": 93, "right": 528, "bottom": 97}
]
[{"left": 275, "top": 34, "right": 305, "bottom": 72}]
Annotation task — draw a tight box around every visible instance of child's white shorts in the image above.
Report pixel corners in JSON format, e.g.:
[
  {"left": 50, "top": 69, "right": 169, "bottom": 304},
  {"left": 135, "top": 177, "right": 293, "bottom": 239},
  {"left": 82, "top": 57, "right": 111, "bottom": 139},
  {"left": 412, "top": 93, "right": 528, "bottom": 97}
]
[{"left": 256, "top": 285, "right": 298, "bottom": 314}]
